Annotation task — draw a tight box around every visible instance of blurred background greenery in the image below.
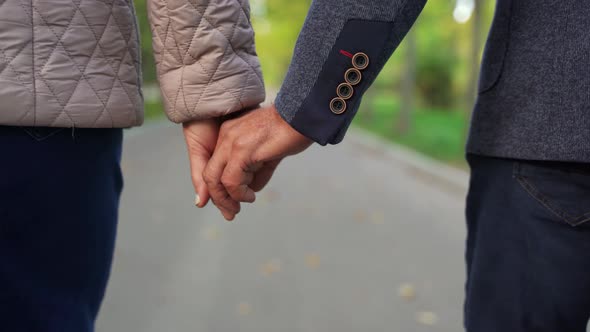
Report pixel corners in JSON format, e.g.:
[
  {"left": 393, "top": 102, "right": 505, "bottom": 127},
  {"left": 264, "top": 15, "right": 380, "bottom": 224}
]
[{"left": 134, "top": 0, "right": 495, "bottom": 164}]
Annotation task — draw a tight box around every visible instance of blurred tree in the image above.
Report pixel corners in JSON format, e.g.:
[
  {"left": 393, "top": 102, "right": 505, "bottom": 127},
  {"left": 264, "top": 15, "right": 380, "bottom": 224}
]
[
  {"left": 129, "top": 0, "right": 497, "bottom": 160},
  {"left": 134, "top": 0, "right": 494, "bottom": 100},
  {"left": 398, "top": 28, "right": 417, "bottom": 134},
  {"left": 414, "top": 1, "right": 461, "bottom": 109},
  {"left": 251, "top": 0, "right": 312, "bottom": 88},
  {"left": 134, "top": 0, "right": 157, "bottom": 84}
]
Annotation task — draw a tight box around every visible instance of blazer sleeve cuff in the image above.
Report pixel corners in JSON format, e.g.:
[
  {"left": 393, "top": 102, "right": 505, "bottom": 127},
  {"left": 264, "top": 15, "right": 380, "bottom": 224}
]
[{"left": 274, "top": 0, "right": 427, "bottom": 145}]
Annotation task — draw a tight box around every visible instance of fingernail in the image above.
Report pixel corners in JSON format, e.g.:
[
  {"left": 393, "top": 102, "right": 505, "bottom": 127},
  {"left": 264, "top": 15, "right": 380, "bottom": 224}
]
[{"left": 195, "top": 194, "right": 201, "bottom": 207}]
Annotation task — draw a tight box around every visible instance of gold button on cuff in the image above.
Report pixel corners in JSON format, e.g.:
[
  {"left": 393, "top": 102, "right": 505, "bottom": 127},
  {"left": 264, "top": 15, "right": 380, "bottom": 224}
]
[
  {"left": 330, "top": 97, "right": 347, "bottom": 115},
  {"left": 345, "top": 68, "right": 362, "bottom": 86},
  {"left": 352, "top": 52, "right": 369, "bottom": 70},
  {"left": 337, "top": 83, "right": 354, "bottom": 100}
]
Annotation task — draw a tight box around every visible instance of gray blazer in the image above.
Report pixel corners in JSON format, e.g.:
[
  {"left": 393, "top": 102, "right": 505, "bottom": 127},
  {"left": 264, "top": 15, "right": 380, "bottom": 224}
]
[{"left": 275, "top": 0, "right": 590, "bottom": 162}]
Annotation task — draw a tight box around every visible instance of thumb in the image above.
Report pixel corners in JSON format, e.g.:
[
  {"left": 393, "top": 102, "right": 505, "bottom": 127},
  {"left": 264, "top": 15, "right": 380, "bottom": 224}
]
[
  {"left": 189, "top": 151, "right": 211, "bottom": 208},
  {"left": 183, "top": 118, "right": 220, "bottom": 208}
]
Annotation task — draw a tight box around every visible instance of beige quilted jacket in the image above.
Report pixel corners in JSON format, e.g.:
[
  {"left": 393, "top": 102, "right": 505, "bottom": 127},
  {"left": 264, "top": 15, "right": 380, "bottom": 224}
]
[
  {"left": 0, "top": 0, "right": 265, "bottom": 128},
  {"left": 148, "top": 0, "right": 266, "bottom": 123}
]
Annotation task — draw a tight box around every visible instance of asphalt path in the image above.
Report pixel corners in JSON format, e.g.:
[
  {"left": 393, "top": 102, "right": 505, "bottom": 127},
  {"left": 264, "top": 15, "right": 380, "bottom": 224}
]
[{"left": 96, "top": 122, "right": 468, "bottom": 332}]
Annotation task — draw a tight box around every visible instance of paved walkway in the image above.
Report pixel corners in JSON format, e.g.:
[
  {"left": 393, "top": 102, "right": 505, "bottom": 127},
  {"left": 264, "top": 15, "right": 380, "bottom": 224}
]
[{"left": 96, "top": 122, "right": 468, "bottom": 332}]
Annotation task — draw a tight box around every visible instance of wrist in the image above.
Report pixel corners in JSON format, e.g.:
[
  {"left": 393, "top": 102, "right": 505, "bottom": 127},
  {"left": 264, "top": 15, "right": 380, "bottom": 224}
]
[{"left": 270, "top": 103, "right": 313, "bottom": 145}]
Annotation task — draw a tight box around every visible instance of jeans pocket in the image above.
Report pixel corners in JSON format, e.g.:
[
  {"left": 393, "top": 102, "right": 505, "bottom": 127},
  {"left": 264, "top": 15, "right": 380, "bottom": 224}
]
[
  {"left": 22, "top": 127, "right": 66, "bottom": 141},
  {"left": 513, "top": 160, "right": 590, "bottom": 226}
]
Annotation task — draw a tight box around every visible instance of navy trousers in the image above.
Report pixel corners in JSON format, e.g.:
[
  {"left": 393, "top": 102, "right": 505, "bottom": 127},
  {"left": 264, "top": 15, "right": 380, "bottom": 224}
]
[
  {"left": 0, "top": 126, "right": 123, "bottom": 332},
  {"left": 465, "top": 154, "right": 590, "bottom": 331}
]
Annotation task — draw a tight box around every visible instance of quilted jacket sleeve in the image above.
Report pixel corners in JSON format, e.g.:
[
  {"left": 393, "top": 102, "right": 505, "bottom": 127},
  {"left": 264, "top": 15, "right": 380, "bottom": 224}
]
[{"left": 147, "top": 0, "right": 266, "bottom": 123}]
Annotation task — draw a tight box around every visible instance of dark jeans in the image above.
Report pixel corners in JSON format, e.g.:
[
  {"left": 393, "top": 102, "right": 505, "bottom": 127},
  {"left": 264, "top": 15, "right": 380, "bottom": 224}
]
[
  {"left": 465, "top": 154, "right": 590, "bottom": 332},
  {"left": 0, "top": 126, "right": 123, "bottom": 332}
]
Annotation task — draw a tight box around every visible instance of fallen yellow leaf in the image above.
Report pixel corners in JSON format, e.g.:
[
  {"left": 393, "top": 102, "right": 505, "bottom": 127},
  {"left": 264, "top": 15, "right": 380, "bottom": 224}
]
[
  {"left": 416, "top": 311, "right": 438, "bottom": 326},
  {"left": 237, "top": 302, "right": 252, "bottom": 316},
  {"left": 260, "top": 259, "right": 282, "bottom": 277},
  {"left": 398, "top": 283, "right": 416, "bottom": 301},
  {"left": 305, "top": 254, "right": 321, "bottom": 269},
  {"left": 203, "top": 226, "right": 219, "bottom": 240}
]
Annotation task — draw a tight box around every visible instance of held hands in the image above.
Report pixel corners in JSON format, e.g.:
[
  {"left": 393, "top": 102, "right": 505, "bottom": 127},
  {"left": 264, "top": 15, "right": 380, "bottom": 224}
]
[{"left": 183, "top": 105, "right": 312, "bottom": 221}]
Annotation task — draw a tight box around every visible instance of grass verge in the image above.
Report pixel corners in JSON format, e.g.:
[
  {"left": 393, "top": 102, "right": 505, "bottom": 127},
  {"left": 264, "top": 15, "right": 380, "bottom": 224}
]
[{"left": 353, "top": 95, "right": 468, "bottom": 165}]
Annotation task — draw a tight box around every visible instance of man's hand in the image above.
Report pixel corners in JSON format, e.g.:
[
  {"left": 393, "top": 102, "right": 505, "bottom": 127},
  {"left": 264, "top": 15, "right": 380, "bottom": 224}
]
[
  {"left": 183, "top": 118, "right": 221, "bottom": 208},
  {"left": 204, "top": 105, "right": 313, "bottom": 221}
]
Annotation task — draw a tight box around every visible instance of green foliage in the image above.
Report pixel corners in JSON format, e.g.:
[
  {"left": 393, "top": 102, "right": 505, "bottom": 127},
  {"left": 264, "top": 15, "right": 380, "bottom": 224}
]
[
  {"left": 134, "top": 0, "right": 157, "bottom": 84},
  {"left": 251, "top": 0, "right": 312, "bottom": 87},
  {"left": 415, "top": 1, "right": 462, "bottom": 108},
  {"left": 144, "top": 100, "right": 164, "bottom": 120},
  {"left": 381, "top": 1, "right": 472, "bottom": 109},
  {"left": 135, "top": 0, "right": 494, "bottom": 108},
  {"left": 133, "top": 0, "right": 495, "bottom": 164},
  {"left": 251, "top": 0, "right": 494, "bottom": 110},
  {"left": 354, "top": 95, "right": 467, "bottom": 162}
]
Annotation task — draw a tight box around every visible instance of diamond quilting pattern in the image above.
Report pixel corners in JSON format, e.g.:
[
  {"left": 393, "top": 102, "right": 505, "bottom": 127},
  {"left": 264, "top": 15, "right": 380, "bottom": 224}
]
[
  {"left": 148, "top": 0, "right": 265, "bottom": 123},
  {"left": 0, "top": 0, "right": 263, "bottom": 127},
  {"left": 0, "top": 0, "right": 143, "bottom": 127},
  {"left": 0, "top": 0, "right": 35, "bottom": 124}
]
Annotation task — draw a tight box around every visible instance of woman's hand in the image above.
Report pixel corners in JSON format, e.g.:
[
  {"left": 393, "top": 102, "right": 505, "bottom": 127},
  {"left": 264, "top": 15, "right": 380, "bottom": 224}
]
[{"left": 183, "top": 118, "right": 221, "bottom": 208}]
